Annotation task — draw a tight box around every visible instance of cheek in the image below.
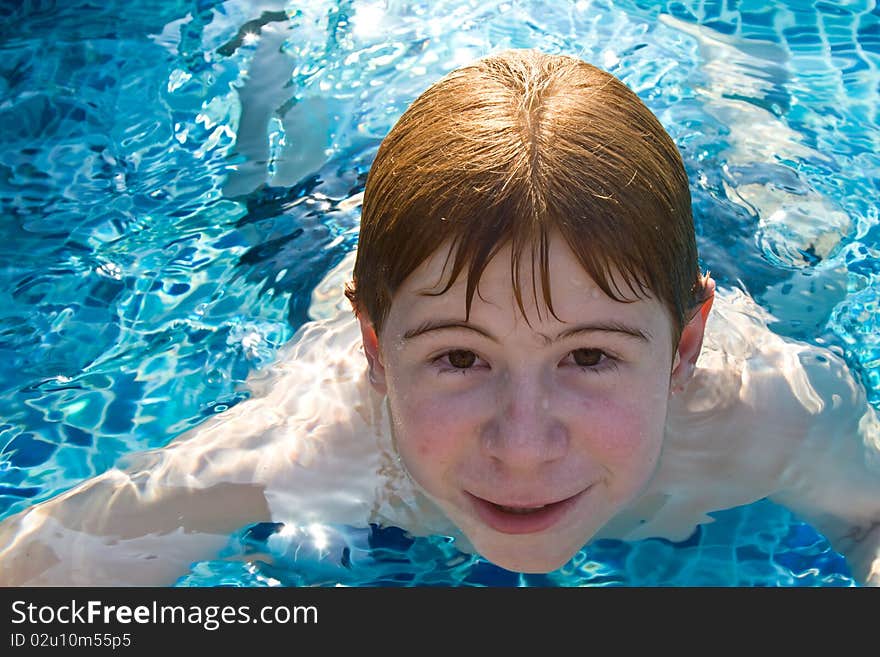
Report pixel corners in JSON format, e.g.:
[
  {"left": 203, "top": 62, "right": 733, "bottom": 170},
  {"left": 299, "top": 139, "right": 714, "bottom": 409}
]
[
  {"left": 577, "top": 381, "right": 668, "bottom": 472},
  {"left": 386, "top": 381, "right": 476, "bottom": 468}
]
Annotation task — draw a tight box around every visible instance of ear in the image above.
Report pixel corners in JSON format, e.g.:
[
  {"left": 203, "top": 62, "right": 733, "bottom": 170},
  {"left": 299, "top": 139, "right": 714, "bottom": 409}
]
[
  {"left": 357, "top": 313, "right": 387, "bottom": 395},
  {"left": 670, "top": 275, "right": 716, "bottom": 393}
]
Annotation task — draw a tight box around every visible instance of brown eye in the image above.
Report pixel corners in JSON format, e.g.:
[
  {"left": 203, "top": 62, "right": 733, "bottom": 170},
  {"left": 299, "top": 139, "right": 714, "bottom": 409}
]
[
  {"left": 572, "top": 348, "right": 603, "bottom": 367},
  {"left": 448, "top": 350, "right": 477, "bottom": 369}
]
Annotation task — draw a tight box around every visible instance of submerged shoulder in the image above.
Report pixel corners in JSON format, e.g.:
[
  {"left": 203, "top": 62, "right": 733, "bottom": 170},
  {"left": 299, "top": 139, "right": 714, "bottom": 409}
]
[
  {"left": 697, "top": 286, "right": 872, "bottom": 458},
  {"left": 247, "top": 249, "right": 364, "bottom": 400}
]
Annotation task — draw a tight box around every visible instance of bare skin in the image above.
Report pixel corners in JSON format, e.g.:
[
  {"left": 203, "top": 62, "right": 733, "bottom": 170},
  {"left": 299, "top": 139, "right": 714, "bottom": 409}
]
[{"left": 1, "top": 246, "right": 878, "bottom": 585}]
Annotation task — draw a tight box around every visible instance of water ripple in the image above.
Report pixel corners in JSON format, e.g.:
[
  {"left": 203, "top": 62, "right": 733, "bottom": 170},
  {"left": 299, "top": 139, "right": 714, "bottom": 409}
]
[{"left": 0, "top": 0, "right": 876, "bottom": 587}]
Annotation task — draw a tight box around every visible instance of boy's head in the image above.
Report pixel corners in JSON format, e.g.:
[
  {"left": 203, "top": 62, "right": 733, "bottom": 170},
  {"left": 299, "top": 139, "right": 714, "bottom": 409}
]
[
  {"left": 345, "top": 49, "right": 714, "bottom": 573},
  {"left": 346, "top": 48, "right": 709, "bottom": 346}
]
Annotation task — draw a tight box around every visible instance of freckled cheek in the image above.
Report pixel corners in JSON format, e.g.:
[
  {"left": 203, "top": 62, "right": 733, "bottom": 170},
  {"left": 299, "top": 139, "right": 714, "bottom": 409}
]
[
  {"left": 388, "top": 384, "right": 481, "bottom": 464},
  {"left": 577, "top": 394, "right": 666, "bottom": 470}
]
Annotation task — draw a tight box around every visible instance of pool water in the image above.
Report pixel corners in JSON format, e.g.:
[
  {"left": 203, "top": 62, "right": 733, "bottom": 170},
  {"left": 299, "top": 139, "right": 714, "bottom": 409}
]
[{"left": 1, "top": 0, "right": 878, "bottom": 586}]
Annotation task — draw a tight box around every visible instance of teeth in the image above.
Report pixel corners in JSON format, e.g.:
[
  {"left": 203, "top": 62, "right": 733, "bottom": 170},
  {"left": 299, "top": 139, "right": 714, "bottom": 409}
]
[{"left": 498, "top": 504, "right": 547, "bottom": 514}]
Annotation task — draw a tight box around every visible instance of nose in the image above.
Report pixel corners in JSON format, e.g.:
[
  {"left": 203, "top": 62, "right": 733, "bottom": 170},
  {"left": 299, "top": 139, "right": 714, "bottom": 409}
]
[{"left": 480, "top": 371, "right": 569, "bottom": 469}]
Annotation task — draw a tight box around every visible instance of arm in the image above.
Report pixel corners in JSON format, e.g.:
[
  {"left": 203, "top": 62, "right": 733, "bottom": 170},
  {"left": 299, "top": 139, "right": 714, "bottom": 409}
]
[
  {"left": 0, "top": 396, "right": 276, "bottom": 586},
  {"left": 767, "top": 345, "right": 880, "bottom": 585},
  {"left": 0, "top": 309, "right": 379, "bottom": 586}
]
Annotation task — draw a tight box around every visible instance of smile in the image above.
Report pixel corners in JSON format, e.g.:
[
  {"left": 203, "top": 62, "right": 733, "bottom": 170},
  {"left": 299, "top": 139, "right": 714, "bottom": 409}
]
[{"left": 466, "top": 487, "right": 591, "bottom": 535}]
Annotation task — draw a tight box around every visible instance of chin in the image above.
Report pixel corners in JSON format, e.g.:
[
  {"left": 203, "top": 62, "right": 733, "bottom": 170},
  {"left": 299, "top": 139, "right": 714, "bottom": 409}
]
[
  {"left": 453, "top": 503, "right": 611, "bottom": 574},
  {"left": 477, "top": 540, "right": 583, "bottom": 574}
]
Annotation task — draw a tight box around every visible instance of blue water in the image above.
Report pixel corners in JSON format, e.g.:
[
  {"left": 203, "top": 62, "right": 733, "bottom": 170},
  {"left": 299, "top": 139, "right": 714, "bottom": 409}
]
[{"left": 1, "top": 0, "right": 878, "bottom": 586}]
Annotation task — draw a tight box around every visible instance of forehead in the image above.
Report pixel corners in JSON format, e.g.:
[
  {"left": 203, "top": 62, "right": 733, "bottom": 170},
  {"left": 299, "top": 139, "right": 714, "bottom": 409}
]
[{"left": 385, "top": 236, "right": 674, "bottom": 342}]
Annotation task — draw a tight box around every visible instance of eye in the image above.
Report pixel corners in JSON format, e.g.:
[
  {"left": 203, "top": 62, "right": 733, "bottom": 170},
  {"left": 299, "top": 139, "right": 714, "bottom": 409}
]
[
  {"left": 565, "top": 348, "right": 618, "bottom": 373},
  {"left": 433, "top": 349, "right": 484, "bottom": 374},
  {"left": 572, "top": 348, "right": 603, "bottom": 367},
  {"left": 447, "top": 350, "right": 476, "bottom": 369}
]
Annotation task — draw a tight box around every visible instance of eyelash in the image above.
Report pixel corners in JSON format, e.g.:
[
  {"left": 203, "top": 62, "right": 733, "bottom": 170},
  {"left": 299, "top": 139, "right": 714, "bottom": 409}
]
[
  {"left": 431, "top": 349, "right": 619, "bottom": 375},
  {"left": 565, "top": 348, "right": 620, "bottom": 374},
  {"left": 431, "top": 350, "right": 486, "bottom": 376}
]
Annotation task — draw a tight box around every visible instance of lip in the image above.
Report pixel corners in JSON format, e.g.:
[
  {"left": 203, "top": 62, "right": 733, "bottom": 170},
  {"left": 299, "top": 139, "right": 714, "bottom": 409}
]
[{"left": 465, "top": 487, "right": 591, "bottom": 535}]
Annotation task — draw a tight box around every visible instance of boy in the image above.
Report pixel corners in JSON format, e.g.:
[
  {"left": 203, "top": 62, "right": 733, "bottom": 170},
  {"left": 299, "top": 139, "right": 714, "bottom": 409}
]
[{"left": 1, "top": 49, "right": 878, "bottom": 586}]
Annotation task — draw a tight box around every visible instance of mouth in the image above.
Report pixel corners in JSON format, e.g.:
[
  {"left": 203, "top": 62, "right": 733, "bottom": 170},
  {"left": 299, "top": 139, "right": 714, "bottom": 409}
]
[{"left": 465, "top": 487, "right": 591, "bottom": 535}]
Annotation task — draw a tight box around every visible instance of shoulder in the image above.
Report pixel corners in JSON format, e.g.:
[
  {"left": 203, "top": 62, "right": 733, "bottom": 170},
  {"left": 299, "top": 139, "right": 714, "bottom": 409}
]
[
  {"left": 247, "top": 248, "right": 363, "bottom": 398},
  {"left": 242, "top": 250, "right": 448, "bottom": 532},
  {"left": 703, "top": 286, "right": 878, "bottom": 480},
  {"left": 669, "top": 285, "right": 872, "bottom": 480},
  {"left": 700, "top": 286, "right": 863, "bottom": 418}
]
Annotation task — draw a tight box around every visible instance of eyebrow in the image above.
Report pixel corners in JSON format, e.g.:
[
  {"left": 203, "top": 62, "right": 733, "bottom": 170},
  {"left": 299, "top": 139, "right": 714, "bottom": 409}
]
[{"left": 402, "top": 319, "right": 652, "bottom": 345}]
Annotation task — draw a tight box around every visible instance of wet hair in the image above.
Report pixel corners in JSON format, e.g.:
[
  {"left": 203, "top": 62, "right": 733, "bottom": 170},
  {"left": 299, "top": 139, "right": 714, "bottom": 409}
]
[{"left": 345, "top": 48, "right": 709, "bottom": 345}]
